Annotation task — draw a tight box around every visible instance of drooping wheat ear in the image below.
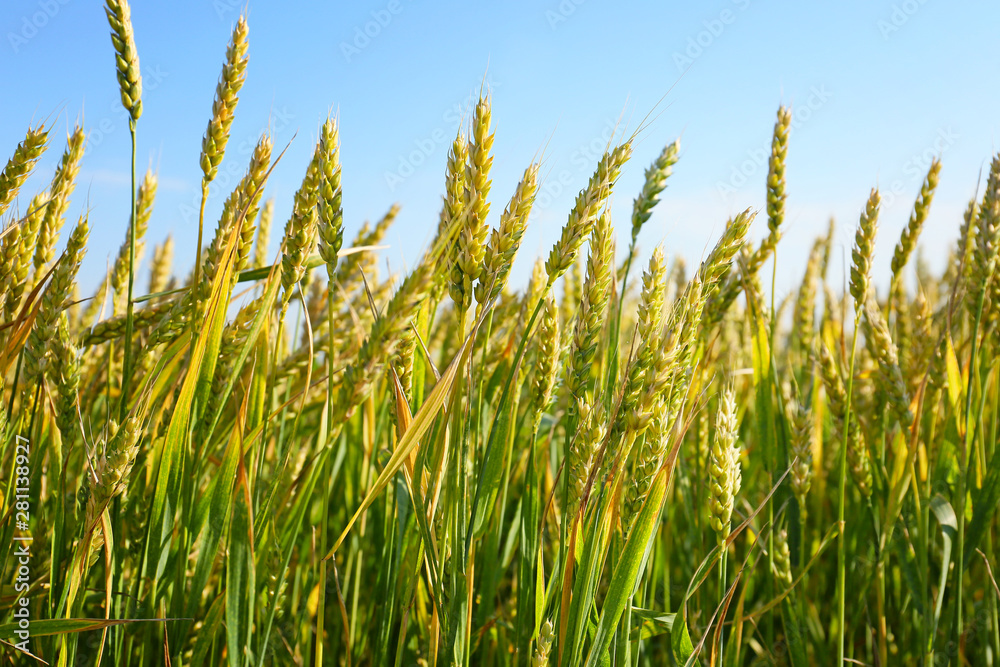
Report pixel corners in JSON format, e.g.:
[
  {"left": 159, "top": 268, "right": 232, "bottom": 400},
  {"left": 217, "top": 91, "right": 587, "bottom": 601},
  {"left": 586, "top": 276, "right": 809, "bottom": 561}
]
[
  {"left": 252, "top": 198, "right": 274, "bottom": 269},
  {"left": 789, "top": 400, "right": 813, "bottom": 520},
  {"left": 317, "top": 118, "right": 344, "bottom": 280},
  {"left": 772, "top": 528, "right": 793, "bottom": 585},
  {"left": 531, "top": 296, "right": 560, "bottom": 418},
  {"left": 51, "top": 314, "right": 81, "bottom": 441},
  {"left": 850, "top": 188, "right": 880, "bottom": 312},
  {"left": 708, "top": 383, "right": 741, "bottom": 543},
  {"left": 200, "top": 15, "right": 249, "bottom": 183},
  {"left": 0, "top": 124, "right": 49, "bottom": 218},
  {"left": 449, "top": 96, "right": 495, "bottom": 312},
  {"left": 818, "top": 342, "right": 872, "bottom": 496},
  {"left": 863, "top": 298, "right": 914, "bottom": 427},
  {"left": 567, "top": 397, "right": 605, "bottom": 514},
  {"left": 546, "top": 142, "right": 633, "bottom": 282},
  {"left": 747, "top": 105, "right": 792, "bottom": 275},
  {"left": 24, "top": 214, "right": 89, "bottom": 385},
  {"left": 3, "top": 194, "right": 48, "bottom": 320},
  {"left": 334, "top": 261, "right": 430, "bottom": 424},
  {"left": 566, "top": 212, "right": 614, "bottom": 399},
  {"left": 793, "top": 239, "right": 823, "bottom": 353},
  {"left": 110, "top": 169, "right": 158, "bottom": 314},
  {"left": 891, "top": 158, "right": 941, "bottom": 287},
  {"left": 475, "top": 163, "right": 539, "bottom": 308},
  {"left": 628, "top": 138, "right": 680, "bottom": 255},
  {"left": 532, "top": 619, "right": 554, "bottom": 667},
  {"left": 34, "top": 126, "right": 86, "bottom": 275},
  {"left": 104, "top": 0, "right": 142, "bottom": 122},
  {"left": 623, "top": 397, "right": 670, "bottom": 534},
  {"left": 148, "top": 235, "right": 173, "bottom": 295}
]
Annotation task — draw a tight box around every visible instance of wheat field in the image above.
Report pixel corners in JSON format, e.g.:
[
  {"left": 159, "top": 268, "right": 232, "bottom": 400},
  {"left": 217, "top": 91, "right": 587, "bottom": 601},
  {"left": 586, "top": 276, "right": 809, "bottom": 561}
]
[{"left": 0, "top": 3, "right": 998, "bottom": 666}]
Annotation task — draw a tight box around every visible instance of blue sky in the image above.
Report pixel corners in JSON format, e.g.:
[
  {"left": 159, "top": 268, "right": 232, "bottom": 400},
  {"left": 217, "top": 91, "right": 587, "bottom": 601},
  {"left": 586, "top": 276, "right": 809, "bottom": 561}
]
[{"left": 2, "top": 0, "right": 997, "bottom": 303}]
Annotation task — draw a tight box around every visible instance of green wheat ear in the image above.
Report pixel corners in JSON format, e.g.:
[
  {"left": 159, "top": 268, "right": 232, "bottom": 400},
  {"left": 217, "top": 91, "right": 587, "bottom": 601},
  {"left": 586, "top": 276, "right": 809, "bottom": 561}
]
[{"left": 105, "top": 0, "right": 142, "bottom": 122}]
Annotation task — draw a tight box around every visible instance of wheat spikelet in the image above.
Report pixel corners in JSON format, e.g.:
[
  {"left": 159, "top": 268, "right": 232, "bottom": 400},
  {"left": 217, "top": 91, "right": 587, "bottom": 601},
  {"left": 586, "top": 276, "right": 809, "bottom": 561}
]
[
  {"left": 148, "top": 235, "right": 173, "bottom": 296},
  {"left": 891, "top": 158, "right": 941, "bottom": 285},
  {"left": 317, "top": 118, "right": 344, "bottom": 279},
  {"left": 794, "top": 239, "right": 823, "bottom": 353},
  {"left": 850, "top": 188, "right": 880, "bottom": 312},
  {"left": 772, "top": 528, "right": 793, "bottom": 585},
  {"left": 627, "top": 138, "right": 680, "bottom": 259},
  {"left": 748, "top": 105, "right": 792, "bottom": 275},
  {"left": 25, "top": 214, "right": 89, "bottom": 385},
  {"left": 4, "top": 194, "right": 48, "bottom": 320},
  {"left": 0, "top": 124, "right": 49, "bottom": 218},
  {"left": 279, "top": 136, "right": 324, "bottom": 308},
  {"left": 566, "top": 397, "right": 605, "bottom": 514},
  {"left": 708, "top": 383, "right": 741, "bottom": 542},
  {"left": 546, "top": 142, "right": 632, "bottom": 282},
  {"left": 200, "top": 15, "right": 249, "bottom": 183},
  {"left": 532, "top": 620, "right": 554, "bottom": 667},
  {"left": 818, "top": 342, "right": 872, "bottom": 496},
  {"left": 863, "top": 298, "right": 913, "bottom": 426},
  {"left": 789, "top": 400, "right": 814, "bottom": 519},
  {"left": 110, "top": 169, "right": 158, "bottom": 314},
  {"left": 565, "top": 212, "right": 614, "bottom": 399},
  {"left": 34, "top": 126, "right": 86, "bottom": 276},
  {"left": 104, "top": 0, "right": 142, "bottom": 121},
  {"left": 252, "top": 198, "right": 274, "bottom": 269},
  {"left": 475, "top": 163, "right": 539, "bottom": 308},
  {"left": 449, "top": 95, "right": 495, "bottom": 312},
  {"left": 623, "top": 397, "right": 670, "bottom": 534},
  {"left": 51, "top": 314, "right": 81, "bottom": 440},
  {"left": 531, "top": 296, "right": 560, "bottom": 423}
]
